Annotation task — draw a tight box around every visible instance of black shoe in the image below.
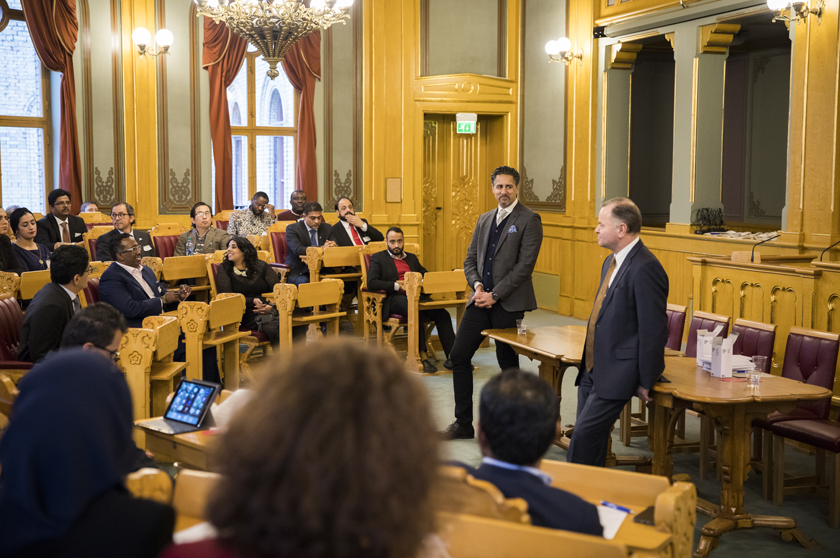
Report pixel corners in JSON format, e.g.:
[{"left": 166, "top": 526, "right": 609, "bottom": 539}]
[
  {"left": 422, "top": 359, "right": 437, "bottom": 374},
  {"left": 444, "top": 358, "right": 453, "bottom": 370},
  {"left": 439, "top": 421, "right": 475, "bottom": 440}
]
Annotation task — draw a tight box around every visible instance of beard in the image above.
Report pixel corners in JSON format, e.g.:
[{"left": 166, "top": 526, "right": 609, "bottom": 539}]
[
  {"left": 388, "top": 247, "right": 403, "bottom": 256},
  {"left": 338, "top": 211, "right": 354, "bottom": 222},
  {"left": 251, "top": 205, "right": 263, "bottom": 216}
]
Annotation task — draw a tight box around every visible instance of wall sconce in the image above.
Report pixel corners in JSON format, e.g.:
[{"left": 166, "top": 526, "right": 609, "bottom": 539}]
[
  {"left": 767, "top": 0, "right": 823, "bottom": 25},
  {"left": 545, "top": 37, "right": 583, "bottom": 65},
  {"left": 132, "top": 27, "right": 174, "bottom": 59}
]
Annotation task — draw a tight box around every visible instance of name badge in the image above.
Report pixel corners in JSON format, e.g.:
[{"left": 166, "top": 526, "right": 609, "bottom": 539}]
[
  {"left": 143, "top": 245, "right": 152, "bottom": 251},
  {"left": 362, "top": 236, "right": 371, "bottom": 243}
]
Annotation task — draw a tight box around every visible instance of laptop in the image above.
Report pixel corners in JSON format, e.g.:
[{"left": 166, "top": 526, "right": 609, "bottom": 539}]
[{"left": 138, "top": 379, "right": 220, "bottom": 435}]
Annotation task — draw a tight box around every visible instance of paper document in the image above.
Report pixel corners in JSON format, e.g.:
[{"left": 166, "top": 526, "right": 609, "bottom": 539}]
[
  {"left": 210, "top": 389, "right": 253, "bottom": 429},
  {"left": 597, "top": 505, "right": 628, "bottom": 540}
]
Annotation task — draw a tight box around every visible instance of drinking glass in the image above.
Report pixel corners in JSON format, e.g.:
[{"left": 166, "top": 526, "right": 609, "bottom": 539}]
[{"left": 516, "top": 319, "right": 526, "bottom": 335}]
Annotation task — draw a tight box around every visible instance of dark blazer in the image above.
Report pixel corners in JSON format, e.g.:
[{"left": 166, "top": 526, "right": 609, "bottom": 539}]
[
  {"left": 367, "top": 250, "right": 427, "bottom": 318},
  {"left": 0, "top": 235, "right": 24, "bottom": 275},
  {"left": 461, "top": 462, "right": 603, "bottom": 536},
  {"left": 35, "top": 214, "right": 87, "bottom": 249},
  {"left": 328, "top": 219, "right": 384, "bottom": 246},
  {"left": 96, "top": 229, "right": 156, "bottom": 261},
  {"left": 580, "top": 240, "right": 669, "bottom": 401},
  {"left": 98, "top": 263, "right": 169, "bottom": 328},
  {"left": 284, "top": 220, "right": 332, "bottom": 278},
  {"left": 17, "top": 283, "right": 76, "bottom": 363},
  {"left": 464, "top": 202, "right": 543, "bottom": 312}
]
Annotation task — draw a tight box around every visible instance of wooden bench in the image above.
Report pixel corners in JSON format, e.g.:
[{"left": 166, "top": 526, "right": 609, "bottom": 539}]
[
  {"left": 272, "top": 279, "right": 345, "bottom": 350},
  {"left": 161, "top": 254, "right": 212, "bottom": 302},
  {"left": 178, "top": 293, "right": 250, "bottom": 388},
  {"left": 403, "top": 270, "right": 468, "bottom": 373}
]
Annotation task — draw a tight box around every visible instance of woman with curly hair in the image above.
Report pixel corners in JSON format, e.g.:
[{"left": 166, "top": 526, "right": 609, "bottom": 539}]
[
  {"left": 214, "top": 236, "right": 280, "bottom": 342},
  {"left": 161, "top": 339, "right": 439, "bottom": 558}
]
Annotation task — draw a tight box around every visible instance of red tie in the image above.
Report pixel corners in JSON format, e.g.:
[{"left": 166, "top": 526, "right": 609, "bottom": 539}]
[
  {"left": 350, "top": 225, "right": 363, "bottom": 246},
  {"left": 61, "top": 222, "right": 70, "bottom": 244}
]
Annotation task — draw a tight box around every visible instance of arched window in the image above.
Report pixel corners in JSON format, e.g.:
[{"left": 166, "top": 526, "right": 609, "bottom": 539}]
[
  {"left": 232, "top": 103, "right": 242, "bottom": 127},
  {"left": 268, "top": 89, "right": 283, "bottom": 126}
]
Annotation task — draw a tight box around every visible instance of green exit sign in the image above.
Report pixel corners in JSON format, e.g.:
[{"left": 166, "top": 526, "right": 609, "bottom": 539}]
[{"left": 457, "top": 121, "right": 476, "bottom": 134}]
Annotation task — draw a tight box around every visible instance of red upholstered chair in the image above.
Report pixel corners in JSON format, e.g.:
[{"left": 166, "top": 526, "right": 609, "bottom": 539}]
[
  {"left": 83, "top": 226, "right": 114, "bottom": 262},
  {"left": 152, "top": 235, "right": 179, "bottom": 261},
  {"left": 81, "top": 278, "right": 100, "bottom": 307},
  {"left": 0, "top": 295, "right": 34, "bottom": 380},
  {"left": 215, "top": 220, "right": 229, "bottom": 231},
  {"left": 754, "top": 327, "right": 840, "bottom": 499},
  {"left": 213, "top": 211, "right": 234, "bottom": 232},
  {"left": 684, "top": 311, "right": 731, "bottom": 358},
  {"left": 665, "top": 303, "right": 687, "bottom": 351},
  {"left": 769, "top": 417, "right": 840, "bottom": 525}
]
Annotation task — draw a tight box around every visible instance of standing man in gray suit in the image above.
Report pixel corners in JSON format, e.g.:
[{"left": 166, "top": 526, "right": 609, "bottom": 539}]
[{"left": 441, "top": 166, "right": 543, "bottom": 440}]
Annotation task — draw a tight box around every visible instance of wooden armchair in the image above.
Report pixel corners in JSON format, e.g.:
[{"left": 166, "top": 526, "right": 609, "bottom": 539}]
[
  {"left": 125, "top": 468, "right": 173, "bottom": 504},
  {"left": 18, "top": 270, "right": 51, "bottom": 306},
  {"left": 83, "top": 225, "right": 114, "bottom": 260},
  {"left": 0, "top": 272, "right": 20, "bottom": 299},
  {"left": 213, "top": 210, "right": 234, "bottom": 231},
  {"left": 178, "top": 293, "right": 251, "bottom": 389},
  {"left": 0, "top": 372, "right": 19, "bottom": 429},
  {"left": 403, "top": 270, "right": 467, "bottom": 373},
  {"left": 0, "top": 294, "right": 33, "bottom": 383},
  {"left": 160, "top": 255, "right": 212, "bottom": 302},
  {"left": 172, "top": 470, "right": 220, "bottom": 532},
  {"left": 266, "top": 221, "right": 298, "bottom": 281},
  {"left": 149, "top": 223, "right": 187, "bottom": 261},
  {"left": 141, "top": 257, "right": 163, "bottom": 281},
  {"left": 272, "top": 279, "right": 346, "bottom": 351},
  {"left": 358, "top": 243, "right": 420, "bottom": 347},
  {"left": 434, "top": 465, "right": 530, "bottom": 524}
]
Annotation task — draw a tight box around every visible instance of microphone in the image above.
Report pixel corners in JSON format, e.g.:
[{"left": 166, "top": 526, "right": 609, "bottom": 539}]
[
  {"left": 820, "top": 238, "right": 840, "bottom": 261},
  {"left": 751, "top": 234, "right": 781, "bottom": 263}
]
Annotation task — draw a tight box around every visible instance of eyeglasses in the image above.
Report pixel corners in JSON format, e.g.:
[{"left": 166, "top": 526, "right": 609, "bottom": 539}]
[
  {"left": 194, "top": 211, "right": 211, "bottom": 218},
  {"left": 53, "top": 201, "right": 71, "bottom": 207},
  {"left": 94, "top": 345, "right": 120, "bottom": 363},
  {"left": 111, "top": 213, "right": 130, "bottom": 219},
  {"left": 85, "top": 266, "right": 94, "bottom": 275},
  {"left": 117, "top": 245, "right": 141, "bottom": 254}
]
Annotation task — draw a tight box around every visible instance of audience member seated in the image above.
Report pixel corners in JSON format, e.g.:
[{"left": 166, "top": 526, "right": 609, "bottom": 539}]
[
  {"left": 99, "top": 233, "right": 188, "bottom": 327},
  {"left": 18, "top": 245, "right": 91, "bottom": 363},
  {"left": 35, "top": 188, "right": 87, "bottom": 251},
  {"left": 284, "top": 201, "right": 334, "bottom": 286},
  {"left": 80, "top": 201, "right": 99, "bottom": 213},
  {"left": 10, "top": 207, "right": 52, "bottom": 272},
  {"left": 97, "top": 202, "right": 157, "bottom": 261},
  {"left": 275, "top": 189, "right": 306, "bottom": 221},
  {"left": 0, "top": 207, "right": 24, "bottom": 274},
  {"left": 60, "top": 301, "right": 128, "bottom": 364},
  {"left": 227, "top": 191, "right": 275, "bottom": 237},
  {"left": 368, "top": 227, "right": 456, "bottom": 373},
  {"left": 215, "top": 237, "right": 279, "bottom": 344},
  {"left": 174, "top": 202, "right": 231, "bottom": 256},
  {"left": 328, "top": 196, "right": 384, "bottom": 247},
  {"left": 160, "top": 340, "right": 437, "bottom": 558},
  {"left": 0, "top": 350, "right": 175, "bottom": 558},
  {"left": 453, "top": 369, "right": 603, "bottom": 536}
]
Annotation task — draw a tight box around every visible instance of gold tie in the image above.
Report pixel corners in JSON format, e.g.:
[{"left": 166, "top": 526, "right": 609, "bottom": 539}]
[
  {"left": 61, "top": 222, "right": 70, "bottom": 244},
  {"left": 584, "top": 257, "right": 616, "bottom": 373}
]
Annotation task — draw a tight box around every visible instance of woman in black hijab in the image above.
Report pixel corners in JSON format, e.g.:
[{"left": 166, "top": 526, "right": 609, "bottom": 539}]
[{"left": 0, "top": 349, "right": 174, "bottom": 558}]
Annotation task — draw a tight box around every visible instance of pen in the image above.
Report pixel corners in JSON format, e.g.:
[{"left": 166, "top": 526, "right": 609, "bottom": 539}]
[{"left": 600, "top": 501, "right": 632, "bottom": 514}]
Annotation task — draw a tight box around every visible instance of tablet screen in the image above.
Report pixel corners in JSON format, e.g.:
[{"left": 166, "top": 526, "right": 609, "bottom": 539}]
[{"left": 165, "top": 381, "right": 215, "bottom": 426}]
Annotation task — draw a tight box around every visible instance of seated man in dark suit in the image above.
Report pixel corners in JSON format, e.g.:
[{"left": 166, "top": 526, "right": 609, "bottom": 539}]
[
  {"left": 18, "top": 245, "right": 91, "bottom": 363},
  {"left": 276, "top": 189, "right": 307, "bottom": 221},
  {"left": 285, "top": 201, "right": 334, "bottom": 286},
  {"left": 368, "top": 227, "right": 455, "bottom": 373},
  {"left": 96, "top": 202, "right": 157, "bottom": 261},
  {"left": 455, "top": 369, "right": 603, "bottom": 536},
  {"left": 35, "top": 188, "right": 87, "bottom": 251},
  {"left": 327, "top": 197, "right": 384, "bottom": 247}
]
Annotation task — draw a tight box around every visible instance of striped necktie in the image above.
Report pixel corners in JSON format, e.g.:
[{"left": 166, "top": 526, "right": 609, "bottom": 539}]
[{"left": 584, "top": 258, "right": 616, "bottom": 373}]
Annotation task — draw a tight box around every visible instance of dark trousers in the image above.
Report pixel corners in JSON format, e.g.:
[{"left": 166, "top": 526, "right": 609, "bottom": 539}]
[
  {"left": 389, "top": 295, "right": 456, "bottom": 356},
  {"left": 450, "top": 303, "right": 524, "bottom": 426},
  {"left": 566, "top": 371, "right": 628, "bottom": 467},
  {"left": 288, "top": 273, "right": 309, "bottom": 287}
]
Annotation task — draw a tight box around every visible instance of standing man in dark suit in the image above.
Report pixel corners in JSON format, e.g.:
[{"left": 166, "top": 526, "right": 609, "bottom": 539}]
[
  {"left": 35, "top": 189, "right": 87, "bottom": 251},
  {"left": 328, "top": 197, "right": 384, "bottom": 247},
  {"left": 18, "top": 245, "right": 91, "bottom": 362},
  {"left": 441, "top": 166, "right": 543, "bottom": 440},
  {"left": 96, "top": 202, "right": 157, "bottom": 261},
  {"left": 454, "top": 369, "right": 603, "bottom": 535},
  {"left": 368, "top": 227, "right": 456, "bottom": 373},
  {"left": 567, "top": 198, "right": 668, "bottom": 467},
  {"left": 285, "top": 201, "right": 334, "bottom": 286}
]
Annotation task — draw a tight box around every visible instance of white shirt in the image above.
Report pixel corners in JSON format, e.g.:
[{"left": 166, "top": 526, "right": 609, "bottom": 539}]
[
  {"left": 608, "top": 236, "right": 641, "bottom": 288},
  {"left": 481, "top": 457, "right": 553, "bottom": 486},
  {"left": 115, "top": 261, "right": 160, "bottom": 305},
  {"left": 59, "top": 284, "right": 79, "bottom": 311},
  {"left": 339, "top": 219, "right": 367, "bottom": 245},
  {"left": 305, "top": 223, "right": 320, "bottom": 247},
  {"left": 54, "top": 216, "right": 70, "bottom": 237},
  {"left": 496, "top": 198, "right": 519, "bottom": 225}
]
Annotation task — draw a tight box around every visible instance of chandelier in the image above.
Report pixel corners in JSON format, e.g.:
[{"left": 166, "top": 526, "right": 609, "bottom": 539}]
[{"left": 195, "top": 0, "right": 353, "bottom": 80}]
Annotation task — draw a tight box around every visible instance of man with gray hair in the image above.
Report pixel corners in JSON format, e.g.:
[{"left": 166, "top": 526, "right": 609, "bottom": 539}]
[
  {"left": 567, "top": 197, "right": 668, "bottom": 467},
  {"left": 96, "top": 201, "right": 157, "bottom": 261}
]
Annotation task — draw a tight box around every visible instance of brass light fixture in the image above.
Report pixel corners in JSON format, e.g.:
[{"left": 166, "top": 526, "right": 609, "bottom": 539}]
[
  {"left": 194, "top": 0, "right": 353, "bottom": 80},
  {"left": 132, "top": 27, "right": 174, "bottom": 59},
  {"left": 545, "top": 37, "right": 583, "bottom": 65},
  {"left": 767, "top": 0, "right": 824, "bottom": 25}
]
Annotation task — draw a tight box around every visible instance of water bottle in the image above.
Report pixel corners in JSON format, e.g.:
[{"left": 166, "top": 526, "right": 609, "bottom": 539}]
[{"left": 185, "top": 235, "right": 194, "bottom": 256}]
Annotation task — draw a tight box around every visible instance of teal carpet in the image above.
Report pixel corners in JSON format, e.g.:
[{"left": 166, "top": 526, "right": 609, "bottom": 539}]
[{"left": 423, "top": 309, "right": 840, "bottom": 557}]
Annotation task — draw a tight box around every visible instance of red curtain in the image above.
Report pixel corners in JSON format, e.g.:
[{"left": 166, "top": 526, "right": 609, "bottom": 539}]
[
  {"left": 282, "top": 31, "right": 321, "bottom": 202},
  {"left": 21, "top": 0, "right": 82, "bottom": 213},
  {"left": 203, "top": 19, "right": 247, "bottom": 212}
]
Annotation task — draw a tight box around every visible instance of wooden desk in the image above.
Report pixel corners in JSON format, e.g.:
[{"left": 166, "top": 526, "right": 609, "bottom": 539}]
[
  {"left": 135, "top": 419, "right": 219, "bottom": 471},
  {"left": 482, "top": 326, "right": 585, "bottom": 447},
  {"left": 650, "top": 356, "right": 831, "bottom": 556}
]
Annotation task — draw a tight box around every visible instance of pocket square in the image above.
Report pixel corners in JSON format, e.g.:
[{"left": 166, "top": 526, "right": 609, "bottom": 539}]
[{"left": 508, "top": 225, "right": 517, "bottom": 233}]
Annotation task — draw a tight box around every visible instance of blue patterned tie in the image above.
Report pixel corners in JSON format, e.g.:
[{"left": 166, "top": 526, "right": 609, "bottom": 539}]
[{"left": 309, "top": 228, "right": 318, "bottom": 247}]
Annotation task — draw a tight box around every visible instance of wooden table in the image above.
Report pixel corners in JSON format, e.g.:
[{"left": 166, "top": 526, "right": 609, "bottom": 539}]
[
  {"left": 650, "top": 356, "right": 832, "bottom": 556},
  {"left": 482, "top": 326, "right": 585, "bottom": 447},
  {"left": 135, "top": 419, "right": 219, "bottom": 471}
]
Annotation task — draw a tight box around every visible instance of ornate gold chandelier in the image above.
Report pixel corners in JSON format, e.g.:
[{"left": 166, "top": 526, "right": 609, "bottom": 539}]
[{"left": 194, "top": 0, "right": 353, "bottom": 80}]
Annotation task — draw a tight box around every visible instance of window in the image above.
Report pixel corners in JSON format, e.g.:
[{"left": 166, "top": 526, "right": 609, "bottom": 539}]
[
  {"left": 212, "top": 48, "right": 298, "bottom": 210},
  {"left": 0, "top": 0, "right": 51, "bottom": 214}
]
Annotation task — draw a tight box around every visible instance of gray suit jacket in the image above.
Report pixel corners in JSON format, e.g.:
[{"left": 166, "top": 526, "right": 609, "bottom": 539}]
[
  {"left": 464, "top": 201, "right": 543, "bottom": 313},
  {"left": 174, "top": 227, "right": 231, "bottom": 256}
]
